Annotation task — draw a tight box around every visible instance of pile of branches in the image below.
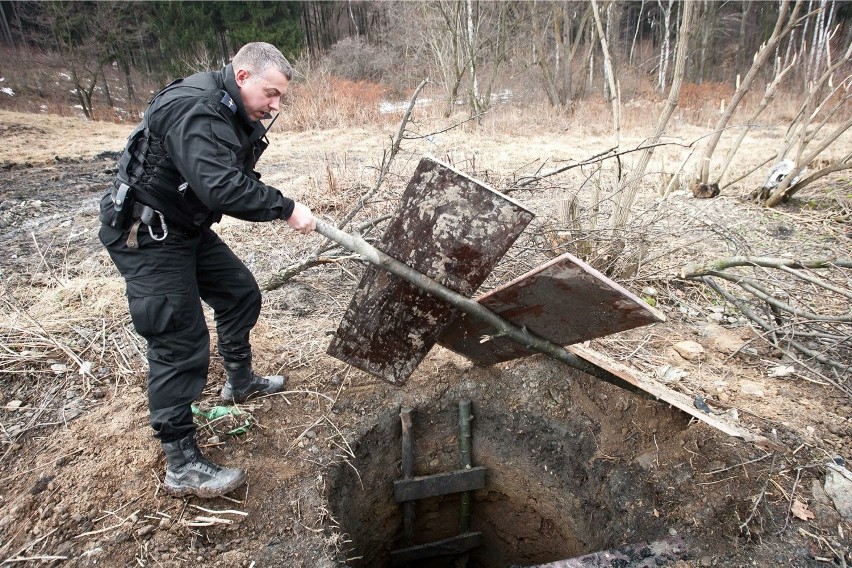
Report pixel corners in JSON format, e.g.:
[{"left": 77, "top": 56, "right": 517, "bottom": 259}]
[{"left": 681, "top": 256, "right": 852, "bottom": 397}]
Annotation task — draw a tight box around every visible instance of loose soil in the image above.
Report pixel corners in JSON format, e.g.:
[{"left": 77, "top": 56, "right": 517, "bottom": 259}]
[{"left": 0, "top": 108, "right": 850, "bottom": 567}]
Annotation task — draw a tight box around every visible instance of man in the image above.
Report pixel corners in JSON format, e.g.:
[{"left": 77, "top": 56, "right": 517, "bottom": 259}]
[{"left": 98, "top": 42, "right": 316, "bottom": 498}]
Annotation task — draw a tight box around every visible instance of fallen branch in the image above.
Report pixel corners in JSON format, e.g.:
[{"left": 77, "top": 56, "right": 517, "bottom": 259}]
[
  {"left": 683, "top": 256, "right": 852, "bottom": 371},
  {"left": 704, "top": 270, "right": 852, "bottom": 323},
  {"left": 700, "top": 276, "right": 851, "bottom": 395},
  {"left": 511, "top": 142, "right": 680, "bottom": 189},
  {"left": 681, "top": 256, "right": 852, "bottom": 277},
  {"left": 778, "top": 467, "right": 803, "bottom": 534},
  {"left": 2, "top": 556, "right": 69, "bottom": 564},
  {"left": 189, "top": 505, "right": 247, "bottom": 517},
  {"left": 738, "top": 451, "right": 778, "bottom": 537}
]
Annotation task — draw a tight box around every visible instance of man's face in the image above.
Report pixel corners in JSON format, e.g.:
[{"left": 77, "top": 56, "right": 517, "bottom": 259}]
[{"left": 235, "top": 67, "right": 289, "bottom": 121}]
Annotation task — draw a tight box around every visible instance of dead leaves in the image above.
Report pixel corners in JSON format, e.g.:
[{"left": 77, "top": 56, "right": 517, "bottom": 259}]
[{"left": 790, "top": 499, "right": 815, "bottom": 521}]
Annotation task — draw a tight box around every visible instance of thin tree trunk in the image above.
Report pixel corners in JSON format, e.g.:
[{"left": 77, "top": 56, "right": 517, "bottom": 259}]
[
  {"left": 101, "top": 65, "right": 113, "bottom": 108},
  {"left": 807, "top": 0, "right": 826, "bottom": 81},
  {"left": 629, "top": 0, "right": 645, "bottom": 66},
  {"left": 554, "top": 3, "right": 567, "bottom": 105},
  {"left": 614, "top": 0, "right": 693, "bottom": 230},
  {"left": 591, "top": 0, "right": 620, "bottom": 143},
  {"left": 697, "top": 2, "right": 710, "bottom": 83},
  {"left": 657, "top": 0, "right": 673, "bottom": 91},
  {"left": 120, "top": 56, "right": 135, "bottom": 108},
  {"left": 0, "top": 2, "right": 15, "bottom": 47},
  {"left": 70, "top": 65, "right": 91, "bottom": 119},
  {"left": 694, "top": 0, "right": 802, "bottom": 186},
  {"left": 737, "top": 0, "right": 753, "bottom": 70},
  {"left": 465, "top": 0, "right": 481, "bottom": 115}
]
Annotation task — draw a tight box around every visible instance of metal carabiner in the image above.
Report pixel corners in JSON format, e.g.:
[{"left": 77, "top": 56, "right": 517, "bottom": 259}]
[{"left": 147, "top": 209, "right": 169, "bottom": 241}]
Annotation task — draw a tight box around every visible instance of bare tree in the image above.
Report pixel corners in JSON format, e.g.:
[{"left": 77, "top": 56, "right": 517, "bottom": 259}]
[
  {"left": 691, "top": 0, "right": 805, "bottom": 189},
  {"left": 591, "top": 0, "right": 620, "bottom": 144},
  {"left": 419, "top": 1, "right": 469, "bottom": 117},
  {"left": 416, "top": 1, "right": 513, "bottom": 118},
  {"left": 716, "top": 53, "right": 799, "bottom": 188},
  {"left": 761, "top": 39, "right": 852, "bottom": 205},
  {"left": 531, "top": 2, "right": 590, "bottom": 108},
  {"left": 15, "top": 1, "right": 142, "bottom": 118},
  {"left": 613, "top": 0, "right": 694, "bottom": 230},
  {"left": 656, "top": 0, "right": 674, "bottom": 92}
]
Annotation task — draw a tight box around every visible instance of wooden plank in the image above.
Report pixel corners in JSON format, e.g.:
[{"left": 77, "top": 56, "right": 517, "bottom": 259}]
[
  {"left": 327, "top": 156, "right": 534, "bottom": 385},
  {"left": 568, "top": 344, "right": 786, "bottom": 452},
  {"left": 394, "top": 466, "right": 486, "bottom": 503},
  {"left": 400, "top": 407, "right": 415, "bottom": 546},
  {"left": 437, "top": 252, "right": 664, "bottom": 365},
  {"left": 390, "top": 532, "right": 482, "bottom": 566}
]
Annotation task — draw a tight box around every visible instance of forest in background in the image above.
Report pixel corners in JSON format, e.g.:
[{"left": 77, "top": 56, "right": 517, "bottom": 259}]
[
  {"left": 0, "top": 1, "right": 849, "bottom": 115},
  {"left": 0, "top": 0, "right": 849, "bottom": 208}
]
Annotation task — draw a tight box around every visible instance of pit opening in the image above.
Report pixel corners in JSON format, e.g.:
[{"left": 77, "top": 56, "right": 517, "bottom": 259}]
[{"left": 328, "top": 363, "right": 690, "bottom": 567}]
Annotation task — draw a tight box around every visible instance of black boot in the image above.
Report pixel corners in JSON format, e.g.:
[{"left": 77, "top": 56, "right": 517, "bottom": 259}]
[
  {"left": 161, "top": 434, "right": 245, "bottom": 498},
  {"left": 221, "top": 361, "right": 286, "bottom": 404}
]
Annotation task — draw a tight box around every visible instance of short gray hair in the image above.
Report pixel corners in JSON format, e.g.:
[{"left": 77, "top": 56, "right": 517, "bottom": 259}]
[{"left": 233, "top": 42, "right": 293, "bottom": 81}]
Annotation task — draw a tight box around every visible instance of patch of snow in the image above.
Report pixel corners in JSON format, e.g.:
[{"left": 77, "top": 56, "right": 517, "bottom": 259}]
[
  {"left": 491, "top": 89, "right": 513, "bottom": 104},
  {"left": 59, "top": 72, "right": 71, "bottom": 80},
  {"left": 379, "top": 97, "right": 434, "bottom": 114},
  {"left": 1, "top": 87, "right": 13, "bottom": 96}
]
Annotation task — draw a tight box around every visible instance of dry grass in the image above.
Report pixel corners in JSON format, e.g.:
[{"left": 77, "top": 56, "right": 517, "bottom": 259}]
[
  {"left": 0, "top": 270, "right": 145, "bottom": 401},
  {"left": 283, "top": 71, "right": 397, "bottom": 131}
]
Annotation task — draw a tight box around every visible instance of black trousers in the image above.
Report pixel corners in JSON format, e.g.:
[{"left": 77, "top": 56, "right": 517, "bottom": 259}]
[{"left": 99, "top": 223, "right": 261, "bottom": 442}]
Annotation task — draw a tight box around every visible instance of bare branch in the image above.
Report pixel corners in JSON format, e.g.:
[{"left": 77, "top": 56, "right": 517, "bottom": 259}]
[{"left": 681, "top": 256, "right": 852, "bottom": 277}]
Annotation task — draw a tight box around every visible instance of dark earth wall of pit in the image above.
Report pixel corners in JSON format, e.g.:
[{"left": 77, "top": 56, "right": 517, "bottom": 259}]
[{"left": 327, "top": 359, "right": 691, "bottom": 567}]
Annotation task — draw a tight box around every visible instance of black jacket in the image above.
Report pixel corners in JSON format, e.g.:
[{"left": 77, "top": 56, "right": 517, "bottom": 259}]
[{"left": 103, "top": 64, "right": 295, "bottom": 231}]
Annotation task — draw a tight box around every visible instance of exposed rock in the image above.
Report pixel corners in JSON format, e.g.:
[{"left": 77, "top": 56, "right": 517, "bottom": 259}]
[
  {"left": 697, "top": 323, "right": 746, "bottom": 355},
  {"left": 824, "top": 462, "right": 852, "bottom": 520},
  {"left": 739, "top": 380, "right": 766, "bottom": 398},
  {"left": 673, "top": 340, "right": 704, "bottom": 361}
]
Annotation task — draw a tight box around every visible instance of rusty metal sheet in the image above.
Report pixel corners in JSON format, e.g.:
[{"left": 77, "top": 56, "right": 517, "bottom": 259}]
[
  {"left": 437, "top": 252, "right": 664, "bottom": 365},
  {"left": 327, "top": 156, "right": 534, "bottom": 385}
]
